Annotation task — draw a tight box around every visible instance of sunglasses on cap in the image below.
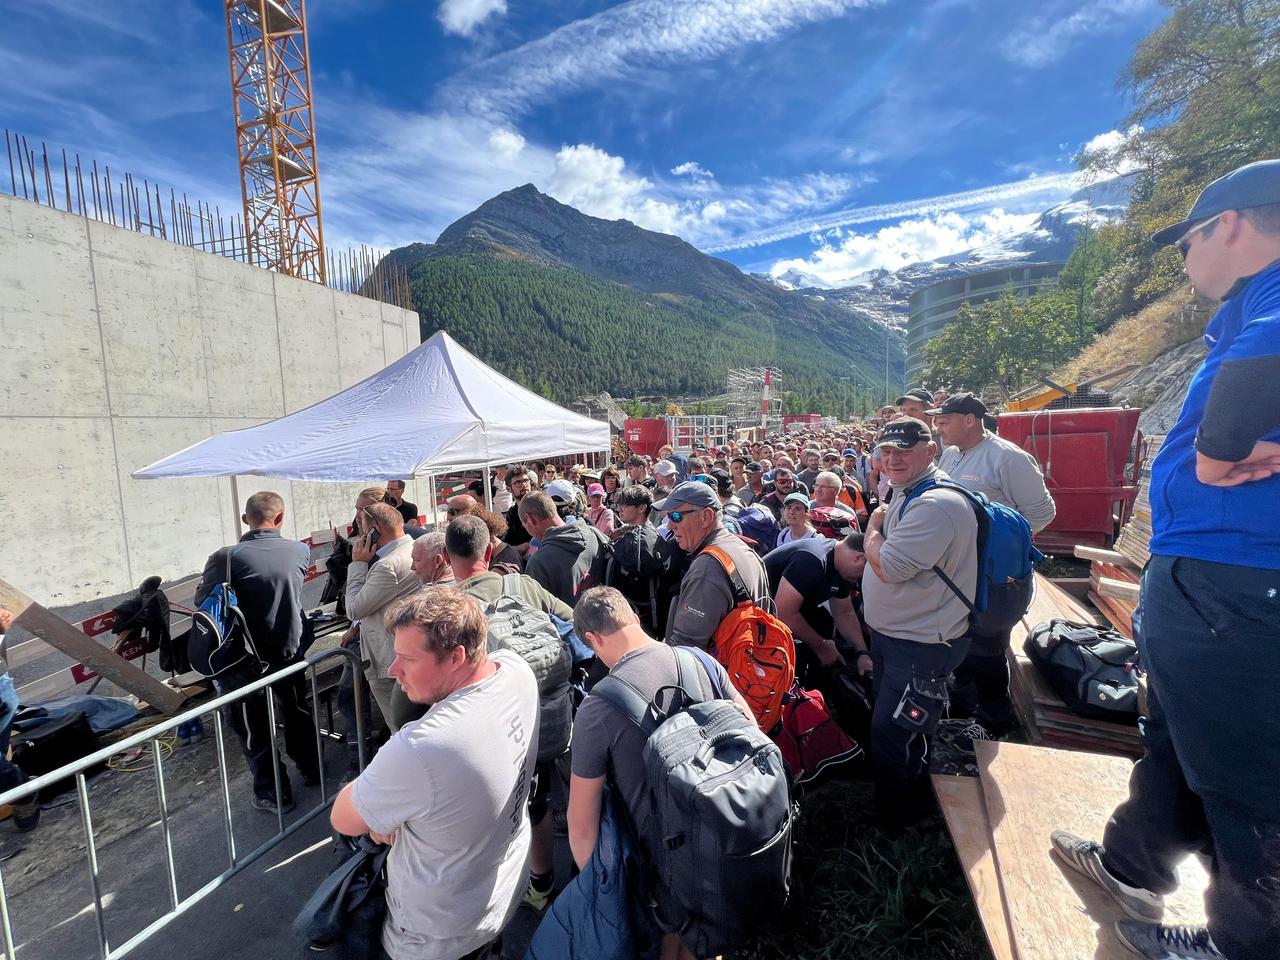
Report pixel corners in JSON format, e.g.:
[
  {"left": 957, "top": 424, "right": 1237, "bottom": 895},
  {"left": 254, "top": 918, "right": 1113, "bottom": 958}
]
[
  {"left": 446, "top": 506, "right": 466, "bottom": 517},
  {"left": 1177, "top": 211, "right": 1226, "bottom": 258}
]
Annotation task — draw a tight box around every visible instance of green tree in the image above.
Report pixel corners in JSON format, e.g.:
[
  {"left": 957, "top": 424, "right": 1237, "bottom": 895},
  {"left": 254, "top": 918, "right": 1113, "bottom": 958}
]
[{"left": 921, "top": 293, "right": 1086, "bottom": 398}]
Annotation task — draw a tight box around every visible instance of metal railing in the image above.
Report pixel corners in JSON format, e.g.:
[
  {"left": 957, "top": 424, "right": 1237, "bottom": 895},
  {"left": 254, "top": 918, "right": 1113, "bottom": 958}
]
[{"left": 0, "top": 646, "right": 366, "bottom": 960}]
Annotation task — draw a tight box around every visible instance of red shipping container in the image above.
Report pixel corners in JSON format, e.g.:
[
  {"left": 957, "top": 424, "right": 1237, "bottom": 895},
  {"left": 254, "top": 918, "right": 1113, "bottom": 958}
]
[{"left": 997, "top": 408, "right": 1143, "bottom": 553}]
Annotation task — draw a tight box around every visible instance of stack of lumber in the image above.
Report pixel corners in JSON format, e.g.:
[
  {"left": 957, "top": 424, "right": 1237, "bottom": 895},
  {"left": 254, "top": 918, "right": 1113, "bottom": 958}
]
[
  {"left": 1008, "top": 573, "right": 1142, "bottom": 757},
  {"left": 1113, "top": 434, "right": 1164, "bottom": 569},
  {"left": 933, "top": 741, "right": 1208, "bottom": 960},
  {"left": 1075, "top": 546, "right": 1141, "bottom": 636}
]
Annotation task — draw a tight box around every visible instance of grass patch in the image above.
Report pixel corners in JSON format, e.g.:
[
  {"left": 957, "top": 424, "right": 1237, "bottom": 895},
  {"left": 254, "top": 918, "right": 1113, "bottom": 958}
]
[
  {"left": 1054, "top": 284, "right": 1205, "bottom": 384},
  {"left": 739, "top": 777, "right": 989, "bottom": 960}
]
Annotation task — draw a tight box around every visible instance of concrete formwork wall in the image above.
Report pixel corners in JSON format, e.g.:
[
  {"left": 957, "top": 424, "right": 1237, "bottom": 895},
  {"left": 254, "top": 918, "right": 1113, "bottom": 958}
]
[{"left": 0, "top": 193, "right": 423, "bottom": 607}]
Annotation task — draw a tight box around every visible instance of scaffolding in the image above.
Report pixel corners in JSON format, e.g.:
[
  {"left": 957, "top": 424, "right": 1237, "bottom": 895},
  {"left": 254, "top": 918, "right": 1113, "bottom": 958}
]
[{"left": 725, "top": 367, "right": 782, "bottom": 431}]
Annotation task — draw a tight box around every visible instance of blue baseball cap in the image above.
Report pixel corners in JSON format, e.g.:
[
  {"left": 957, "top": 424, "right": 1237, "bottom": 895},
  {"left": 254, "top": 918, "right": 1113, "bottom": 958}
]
[
  {"left": 654, "top": 481, "right": 720, "bottom": 513},
  {"left": 1151, "top": 159, "right": 1280, "bottom": 246},
  {"left": 841, "top": 448, "right": 857, "bottom": 457}
]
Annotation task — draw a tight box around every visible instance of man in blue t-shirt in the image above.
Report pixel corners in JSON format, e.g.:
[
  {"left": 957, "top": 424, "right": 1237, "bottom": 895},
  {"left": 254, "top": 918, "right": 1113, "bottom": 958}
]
[{"left": 1051, "top": 160, "right": 1280, "bottom": 960}]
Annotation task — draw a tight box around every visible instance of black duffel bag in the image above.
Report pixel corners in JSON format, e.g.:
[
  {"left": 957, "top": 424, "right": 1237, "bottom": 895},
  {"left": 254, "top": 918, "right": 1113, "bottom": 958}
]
[
  {"left": 1023, "top": 619, "right": 1141, "bottom": 723},
  {"left": 11, "top": 711, "right": 104, "bottom": 799},
  {"left": 293, "top": 835, "right": 389, "bottom": 958}
]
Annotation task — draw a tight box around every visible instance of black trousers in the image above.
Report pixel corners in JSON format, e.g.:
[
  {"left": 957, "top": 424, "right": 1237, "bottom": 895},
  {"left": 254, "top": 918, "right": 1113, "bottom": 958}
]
[
  {"left": 949, "top": 628, "right": 1019, "bottom": 735},
  {"left": 1102, "top": 555, "right": 1280, "bottom": 959},
  {"left": 217, "top": 662, "right": 320, "bottom": 803},
  {"left": 869, "top": 630, "right": 970, "bottom": 824}
]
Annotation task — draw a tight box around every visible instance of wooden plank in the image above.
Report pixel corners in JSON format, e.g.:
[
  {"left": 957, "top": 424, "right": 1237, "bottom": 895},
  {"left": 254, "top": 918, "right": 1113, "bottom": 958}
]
[
  {"left": 1073, "top": 546, "right": 1134, "bottom": 568},
  {"left": 1098, "top": 577, "right": 1142, "bottom": 603},
  {"left": 0, "top": 578, "right": 186, "bottom": 715},
  {"left": 976, "top": 741, "right": 1208, "bottom": 960},
  {"left": 933, "top": 775, "right": 1018, "bottom": 960}
]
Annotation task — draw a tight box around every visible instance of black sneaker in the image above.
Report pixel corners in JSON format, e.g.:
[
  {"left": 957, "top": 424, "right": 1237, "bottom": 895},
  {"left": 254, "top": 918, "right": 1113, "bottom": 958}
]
[
  {"left": 251, "top": 794, "right": 296, "bottom": 814},
  {"left": 1114, "top": 920, "right": 1223, "bottom": 959},
  {"left": 11, "top": 796, "right": 39, "bottom": 832},
  {"left": 1050, "top": 831, "right": 1165, "bottom": 922}
]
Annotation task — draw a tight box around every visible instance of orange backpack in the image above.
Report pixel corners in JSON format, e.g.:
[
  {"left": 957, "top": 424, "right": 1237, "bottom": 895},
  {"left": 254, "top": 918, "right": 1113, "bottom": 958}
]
[{"left": 701, "top": 545, "right": 796, "bottom": 732}]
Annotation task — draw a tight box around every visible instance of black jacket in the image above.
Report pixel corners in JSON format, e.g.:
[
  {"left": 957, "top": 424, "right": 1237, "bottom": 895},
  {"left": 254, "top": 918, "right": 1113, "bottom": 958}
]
[{"left": 196, "top": 528, "right": 312, "bottom": 663}]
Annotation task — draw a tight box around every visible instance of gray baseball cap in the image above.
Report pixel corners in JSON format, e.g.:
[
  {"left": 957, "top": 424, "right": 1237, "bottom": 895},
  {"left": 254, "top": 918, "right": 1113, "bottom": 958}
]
[
  {"left": 654, "top": 481, "right": 720, "bottom": 513},
  {"left": 1151, "top": 159, "right": 1280, "bottom": 246}
]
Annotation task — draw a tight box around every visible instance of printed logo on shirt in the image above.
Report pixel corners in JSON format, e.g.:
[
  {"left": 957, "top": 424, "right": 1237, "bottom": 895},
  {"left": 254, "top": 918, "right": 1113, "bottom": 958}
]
[{"left": 681, "top": 602, "right": 706, "bottom": 620}]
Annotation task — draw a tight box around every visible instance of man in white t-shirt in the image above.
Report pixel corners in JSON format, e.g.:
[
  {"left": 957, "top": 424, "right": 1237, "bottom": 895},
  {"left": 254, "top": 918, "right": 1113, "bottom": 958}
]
[{"left": 330, "top": 588, "right": 540, "bottom": 960}]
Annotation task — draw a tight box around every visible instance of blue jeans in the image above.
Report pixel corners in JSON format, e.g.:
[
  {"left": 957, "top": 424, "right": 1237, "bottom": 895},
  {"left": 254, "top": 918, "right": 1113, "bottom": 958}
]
[
  {"left": 1102, "top": 555, "right": 1280, "bottom": 959},
  {"left": 869, "top": 630, "right": 970, "bottom": 824},
  {"left": 0, "top": 674, "right": 27, "bottom": 793}
]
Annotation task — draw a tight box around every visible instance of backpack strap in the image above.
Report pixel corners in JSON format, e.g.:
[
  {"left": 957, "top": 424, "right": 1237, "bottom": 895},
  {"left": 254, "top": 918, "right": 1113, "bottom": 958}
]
[
  {"left": 700, "top": 544, "right": 752, "bottom": 605},
  {"left": 591, "top": 645, "right": 708, "bottom": 736},
  {"left": 500, "top": 572, "right": 524, "bottom": 599},
  {"left": 897, "top": 477, "right": 981, "bottom": 610}
]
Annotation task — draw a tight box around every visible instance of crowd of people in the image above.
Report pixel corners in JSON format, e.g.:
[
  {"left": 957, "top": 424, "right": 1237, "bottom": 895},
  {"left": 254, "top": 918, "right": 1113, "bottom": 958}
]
[{"left": 4, "top": 160, "right": 1271, "bottom": 960}]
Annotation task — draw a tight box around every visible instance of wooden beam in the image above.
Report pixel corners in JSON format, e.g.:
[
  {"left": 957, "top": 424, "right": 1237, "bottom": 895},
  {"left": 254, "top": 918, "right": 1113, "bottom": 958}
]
[
  {"left": 1097, "top": 576, "right": 1142, "bottom": 603},
  {"left": 0, "top": 579, "right": 186, "bottom": 715},
  {"left": 1073, "top": 545, "right": 1134, "bottom": 566}
]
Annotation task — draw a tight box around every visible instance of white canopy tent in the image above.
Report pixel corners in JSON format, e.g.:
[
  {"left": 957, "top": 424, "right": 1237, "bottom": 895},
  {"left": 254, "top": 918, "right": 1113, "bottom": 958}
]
[{"left": 134, "top": 330, "right": 610, "bottom": 528}]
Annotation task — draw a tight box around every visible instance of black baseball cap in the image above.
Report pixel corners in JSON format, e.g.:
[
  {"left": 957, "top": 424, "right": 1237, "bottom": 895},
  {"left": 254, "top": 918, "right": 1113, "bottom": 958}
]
[
  {"left": 874, "top": 418, "right": 933, "bottom": 450},
  {"left": 1151, "top": 159, "right": 1280, "bottom": 246},
  {"left": 746, "top": 460, "right": 764, "bottom": 473},
  {"left": 895, "top": 387, "right": 933, "bottom": 406},
  {"left": 926, "top": 392, "right": 987, "bottom": 417}
]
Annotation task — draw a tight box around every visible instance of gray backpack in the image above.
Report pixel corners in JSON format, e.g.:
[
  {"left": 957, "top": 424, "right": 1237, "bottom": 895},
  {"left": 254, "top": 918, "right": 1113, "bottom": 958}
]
[
  {"left": 593, "top": 646, "right": 794, "bottom": 957},
  {"left": 484, "top": 574, "right": 573, "bottom": 761}
]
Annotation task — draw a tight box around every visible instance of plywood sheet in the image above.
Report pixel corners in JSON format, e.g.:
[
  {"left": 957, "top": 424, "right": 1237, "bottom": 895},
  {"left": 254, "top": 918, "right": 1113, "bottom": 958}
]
[
  {"left": 932, "top": 775, "right": 1017, "bottom": 960},
  {"left": 977, "top": 741, "right": 1208, "bottom": 960}
]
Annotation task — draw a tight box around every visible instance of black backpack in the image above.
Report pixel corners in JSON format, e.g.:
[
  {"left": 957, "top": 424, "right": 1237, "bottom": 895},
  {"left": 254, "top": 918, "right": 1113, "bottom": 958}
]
[
  {"left": 604, "top": 523, "right": 670, "bottom": 633},
  {"left": 593, "top": 647, "right": 794, "bottom": 957},
  {"left": 1023, "top": 619, "right": 1141, "bottom": 722}
]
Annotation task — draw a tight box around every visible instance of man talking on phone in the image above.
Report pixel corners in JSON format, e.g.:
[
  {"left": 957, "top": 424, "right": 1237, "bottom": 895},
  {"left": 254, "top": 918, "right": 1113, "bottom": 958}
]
[{"left": 345, "top": 502, "right": 421, "bottom": 730}]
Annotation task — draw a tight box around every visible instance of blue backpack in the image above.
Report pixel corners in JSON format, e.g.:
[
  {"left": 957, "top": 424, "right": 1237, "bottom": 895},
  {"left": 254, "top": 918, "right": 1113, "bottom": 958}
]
[
  {"left": 188, "top": 547, "right": 265, "bottom": 680},
  {"left": 735, "top": 504, "right": 779, "bottom": 555},
  {"left": 901, "top": 477, "right": 1044, "bottom": 634}
]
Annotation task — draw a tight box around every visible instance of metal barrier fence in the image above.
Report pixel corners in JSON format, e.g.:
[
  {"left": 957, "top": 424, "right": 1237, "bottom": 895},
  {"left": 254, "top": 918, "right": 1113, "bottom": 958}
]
[{"left": 0, "top": 647, "right": 366, "bottom": 960}]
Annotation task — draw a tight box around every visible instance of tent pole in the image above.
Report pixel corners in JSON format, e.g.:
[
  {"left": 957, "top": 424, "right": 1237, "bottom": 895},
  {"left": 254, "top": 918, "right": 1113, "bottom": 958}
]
[
  {"left": 230, "top": 475, "right": 243, "bottom": 539},
  {"left": 482, "top": 465, "right": 493, "bottom": 510},
  {"left": 426, "top": 475, "right": 437, "bottom": 529}
]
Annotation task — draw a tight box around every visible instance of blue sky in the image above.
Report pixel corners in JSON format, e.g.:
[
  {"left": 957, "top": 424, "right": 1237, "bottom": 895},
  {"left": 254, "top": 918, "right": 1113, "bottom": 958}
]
[{"left": 2, "top": 0, "right": 1165, "bottom": 287}]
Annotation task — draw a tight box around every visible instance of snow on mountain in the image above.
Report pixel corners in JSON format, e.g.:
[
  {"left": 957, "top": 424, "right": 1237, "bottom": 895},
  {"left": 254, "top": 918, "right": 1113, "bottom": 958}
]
[{"left": 773, "top": 173, "right": 1135, "bottom": 331}]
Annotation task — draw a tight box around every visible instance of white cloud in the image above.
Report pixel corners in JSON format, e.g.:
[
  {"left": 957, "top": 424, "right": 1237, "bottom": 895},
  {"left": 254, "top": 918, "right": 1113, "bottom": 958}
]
[
  {"left": 706, "top": 172, "right": 1077, "bottom": 252},
  {"left": 437, "top": 0, "right": 506, "bottom": 36},
  {"left": 1002, "top": 0, "right": 1155, "bottom": 68},
  {"left": 487, "top": 127, "right": 526, "bottom": 161},
  {"left": 440, "top": 0, "right": 881, "bottom": 119},
  {"left": 768, "top": 208, "right": 1041, "bottom": 288},
  {"left": 672, "top": 161, "right": 714, "bottom": 179},
  {"left": 1078, "top": 125, "right": 1146, "bottom": 174}
]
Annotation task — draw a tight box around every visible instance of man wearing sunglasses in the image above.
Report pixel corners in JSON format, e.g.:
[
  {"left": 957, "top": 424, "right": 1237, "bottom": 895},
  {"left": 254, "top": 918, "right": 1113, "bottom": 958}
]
[
  {"left": 1051, "top": 159, "right": 1280, "bottom": 960},
  {"left": 658, "top": 481, "right": 768, "bottom": 651}
]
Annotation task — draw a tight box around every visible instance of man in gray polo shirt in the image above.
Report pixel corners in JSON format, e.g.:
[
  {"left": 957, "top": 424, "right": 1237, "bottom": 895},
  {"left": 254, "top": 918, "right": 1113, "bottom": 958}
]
[
  {"left": 659, "top": 481, "right": 768, "bottom": 650},
  {"left": 933, "top": 392, "right": 1055, "bottom": 736},
  {"left": 862, "top": 418, "right": 977, "bottom": 826}
]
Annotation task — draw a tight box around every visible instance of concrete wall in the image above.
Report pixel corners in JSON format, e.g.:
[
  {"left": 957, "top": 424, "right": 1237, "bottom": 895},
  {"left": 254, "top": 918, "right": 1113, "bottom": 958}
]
[{"left": 0, "top": 193, "right": 423, "bottom": 607}]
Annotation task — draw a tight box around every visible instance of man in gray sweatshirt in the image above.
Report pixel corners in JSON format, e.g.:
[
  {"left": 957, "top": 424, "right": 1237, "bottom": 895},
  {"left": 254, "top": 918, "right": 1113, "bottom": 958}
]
[
  {"left": 932, "top": 392, "right": 1056, "bottom": 736},
  {"left": 862, "top": 418, "right": 977, "bottom": 825}
]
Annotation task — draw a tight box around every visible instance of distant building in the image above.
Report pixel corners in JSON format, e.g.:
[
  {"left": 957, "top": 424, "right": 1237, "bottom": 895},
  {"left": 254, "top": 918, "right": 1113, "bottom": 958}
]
[{"left": 906, "top": 262, "right": 1065, "bottom": 385}]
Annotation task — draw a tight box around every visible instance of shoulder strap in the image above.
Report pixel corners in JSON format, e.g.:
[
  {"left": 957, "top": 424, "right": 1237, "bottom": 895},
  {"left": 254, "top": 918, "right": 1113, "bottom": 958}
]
[
  {"left": 500, "top": 572, "right": 524, "bottom": 599},
  {"left": 908, "top": 478, "right": 984, "bottom": 610},
  {"left": 683, "top": 646, "right": 727, "bottom": 700},
  {"left": 700, "top": 544, "right": 752, "bottom": 605},
  {"left": 591, "top": 645, "right": 706, "bottom": 736}
]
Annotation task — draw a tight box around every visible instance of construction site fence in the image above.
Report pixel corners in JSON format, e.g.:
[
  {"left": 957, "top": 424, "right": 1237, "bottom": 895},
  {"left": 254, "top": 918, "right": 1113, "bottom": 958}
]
[{"left": 0, "top": 646, "right": 367, "bottom": 960}]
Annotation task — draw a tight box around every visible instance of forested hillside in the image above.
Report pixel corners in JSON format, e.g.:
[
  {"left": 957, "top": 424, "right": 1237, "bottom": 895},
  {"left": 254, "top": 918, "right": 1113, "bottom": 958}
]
[
  {"left": 409, "top": 253, "right": 886, "bottom": 410},
  {"left": 391, "top": 184, "right": 902, "bottom": 412}
]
